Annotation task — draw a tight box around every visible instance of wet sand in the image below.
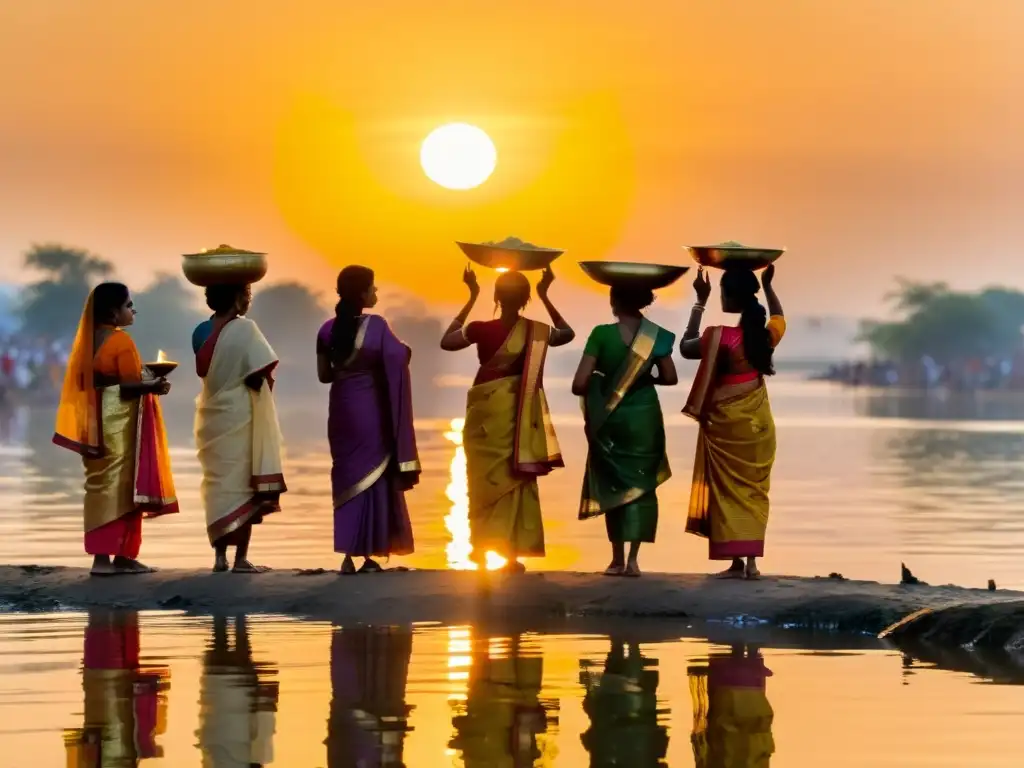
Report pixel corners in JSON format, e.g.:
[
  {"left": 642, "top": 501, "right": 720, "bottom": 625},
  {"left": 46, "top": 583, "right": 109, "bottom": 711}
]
[{"left": 1, "top": 565, "right": 1020, "bottom": 644}]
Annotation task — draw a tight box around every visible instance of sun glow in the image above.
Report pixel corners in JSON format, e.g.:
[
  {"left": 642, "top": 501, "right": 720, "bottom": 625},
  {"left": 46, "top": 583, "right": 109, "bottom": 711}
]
[
  {"left": 443, "top": 418, "right": 508, "bottom": 570},
  {"left": 420, "top": 123, "right": 497, "bottom": 190}
]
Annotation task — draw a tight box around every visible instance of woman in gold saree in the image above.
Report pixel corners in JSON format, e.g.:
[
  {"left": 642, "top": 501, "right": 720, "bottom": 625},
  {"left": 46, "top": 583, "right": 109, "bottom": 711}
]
[
  {"left": 440, "top": 266, "right": 574, "bottom": 572},
  {"left": 680, "top": 265, "right": 785, "bottom": 580},
  {"left": 52, "top": 283, "right": 177, "bottom": 576},
  {"left": 193, "top": 284, "right": 287, "bottom": 574}
]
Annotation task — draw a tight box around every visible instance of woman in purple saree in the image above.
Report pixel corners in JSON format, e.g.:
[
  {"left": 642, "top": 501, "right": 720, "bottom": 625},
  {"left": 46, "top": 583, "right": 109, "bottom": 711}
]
[{"left": 316, "top": 266, "right": 420, "bottom": 574}]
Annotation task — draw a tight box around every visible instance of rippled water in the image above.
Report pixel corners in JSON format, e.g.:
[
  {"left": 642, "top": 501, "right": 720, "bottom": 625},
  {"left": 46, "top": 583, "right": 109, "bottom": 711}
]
[
  {"left": 3, "top": 377, "right": 1024, "bottom": 587},
  {"left": 1, "top": 610, "right": 1023, "bottom": 767}
]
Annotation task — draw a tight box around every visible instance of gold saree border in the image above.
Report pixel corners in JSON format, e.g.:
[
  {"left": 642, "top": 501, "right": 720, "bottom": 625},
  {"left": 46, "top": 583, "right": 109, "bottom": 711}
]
[
  {"left": 606, "top": 318, "right": 658, "bottom": 416},
  {"left": 578, "top": 455, "right": 671, "bottom": 519},
  {"left": 333, "top": 453, "right": 391, "bottom": 508},
  {"left": 514, "top": 320, "right": 562, "bottom": 470},
  {"left": 683, "top": 326, "right": 724, "bottom": 421},
  {"left": 397, "top": 460, "right": 421, "bottom": 473}
]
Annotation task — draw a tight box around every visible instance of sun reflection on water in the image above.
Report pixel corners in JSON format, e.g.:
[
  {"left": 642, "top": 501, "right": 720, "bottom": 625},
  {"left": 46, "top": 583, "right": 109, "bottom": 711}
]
[{"left": 443, "top": 418, "right": 507, "bottom": 570}]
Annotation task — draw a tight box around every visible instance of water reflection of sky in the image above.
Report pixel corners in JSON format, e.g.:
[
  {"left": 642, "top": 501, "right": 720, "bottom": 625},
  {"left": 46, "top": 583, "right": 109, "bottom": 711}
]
[
  {"left": 6, "top": 379, "right": 1024, "bottom": 587},
  {"left": 3, "top": 611, "right": 1024, "bottom": 767}
]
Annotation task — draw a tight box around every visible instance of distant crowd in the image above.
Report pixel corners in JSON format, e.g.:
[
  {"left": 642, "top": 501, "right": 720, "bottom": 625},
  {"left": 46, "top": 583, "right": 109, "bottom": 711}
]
[
  {"left": 816, "top": 352, "right": 1024, "bottom": 391},
  {"left": 0, "top": 335, "right": 69, "bottom": 404}
]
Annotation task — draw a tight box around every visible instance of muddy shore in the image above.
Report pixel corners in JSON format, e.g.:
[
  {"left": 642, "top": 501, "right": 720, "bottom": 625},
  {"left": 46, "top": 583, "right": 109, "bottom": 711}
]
[{"left": 2, "top": 565, "right": 1021, "bottom": 645}]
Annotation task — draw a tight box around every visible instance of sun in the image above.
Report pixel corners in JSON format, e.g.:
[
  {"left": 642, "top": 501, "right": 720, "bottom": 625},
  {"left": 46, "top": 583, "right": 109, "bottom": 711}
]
[{"left": 420, "top": 123, "right": 497, "bottom": 190}]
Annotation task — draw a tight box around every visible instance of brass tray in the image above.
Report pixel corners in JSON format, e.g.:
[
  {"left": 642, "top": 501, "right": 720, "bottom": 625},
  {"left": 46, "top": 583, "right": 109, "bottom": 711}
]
[
  {"left": 685, "top": 241, "right": 784, "bottom": 270},
  {"left": 182, "top": 244, "right": 268, "bottom": 287},
  {"left": 578, "top": 261, "right": 689, "bottom": 290},
  {"left": 457, "top": 237, "right": 563, "bottom": 272}
]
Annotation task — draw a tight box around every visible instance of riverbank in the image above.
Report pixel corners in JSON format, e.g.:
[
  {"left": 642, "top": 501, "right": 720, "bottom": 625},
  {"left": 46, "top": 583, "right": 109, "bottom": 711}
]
[{"left": 1, "top": 565, "right": 1020, "bottom": 641}]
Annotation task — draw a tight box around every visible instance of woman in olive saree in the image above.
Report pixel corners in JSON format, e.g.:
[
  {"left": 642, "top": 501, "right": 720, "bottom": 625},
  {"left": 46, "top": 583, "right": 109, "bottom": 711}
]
[
  {"left": 52, "top": 283, "right": 177, "bottom": 576},
  {"left": 440, "top": 266, "right": 575, "bottom": 571},
  {"left": 572, "top": 284, "right": 678, "bottom": 577},
  {"left": 680, "top": 265, "right": 785, "bottom": 580}
]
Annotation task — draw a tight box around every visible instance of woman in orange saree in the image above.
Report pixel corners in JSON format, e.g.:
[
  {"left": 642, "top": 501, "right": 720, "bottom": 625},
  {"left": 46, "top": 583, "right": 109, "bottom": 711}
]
[
  {"left": 440, "top": 266, "right": 574, "bottom": 572},
  {"left": 53, "top": 283, "right": 178, "bottom": 576},
  {"left": 680, "top": 265, "right": 785, "bottom": 580}
]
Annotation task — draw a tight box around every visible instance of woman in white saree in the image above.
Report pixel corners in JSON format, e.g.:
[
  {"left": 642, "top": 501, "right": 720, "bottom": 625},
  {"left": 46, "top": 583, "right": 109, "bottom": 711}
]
[{"left": 192, "top": 284, "right": 287, "bottom": 573}]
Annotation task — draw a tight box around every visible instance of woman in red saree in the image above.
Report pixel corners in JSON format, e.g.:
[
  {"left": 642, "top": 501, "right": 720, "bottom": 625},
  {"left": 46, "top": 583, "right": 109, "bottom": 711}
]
[
  {"left": 53, "top": 283, "right": 178, "bottom": 576},
  {"left": 440, "top": 266, "right": 574, "bottom": 571}
]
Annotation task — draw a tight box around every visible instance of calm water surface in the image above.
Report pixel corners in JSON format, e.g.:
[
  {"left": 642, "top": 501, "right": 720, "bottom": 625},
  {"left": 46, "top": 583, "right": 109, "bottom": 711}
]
[
  {"left": 2, "top": 376, "right": 1024, "bottom": 587},
  {"left": 1, "top": 610, "right": 1022, "bottom": 767}
]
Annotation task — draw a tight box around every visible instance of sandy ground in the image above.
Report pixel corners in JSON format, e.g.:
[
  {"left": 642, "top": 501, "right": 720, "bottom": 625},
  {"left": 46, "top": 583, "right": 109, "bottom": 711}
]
[{"left": 2, "top": 565, "right": 1020, "bottom": 643}]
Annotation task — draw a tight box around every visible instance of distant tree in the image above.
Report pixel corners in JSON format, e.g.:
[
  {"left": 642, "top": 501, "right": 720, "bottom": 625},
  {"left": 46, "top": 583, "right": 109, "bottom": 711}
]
[
  {"left": 860, "top": 279, "right": 1024, "bottom": 364},
  {"left": 19, "top": 243, "right": 113, "bottom": 338},
  {"left": 130, "top": 273, "right": 207, "bottom": 362}
]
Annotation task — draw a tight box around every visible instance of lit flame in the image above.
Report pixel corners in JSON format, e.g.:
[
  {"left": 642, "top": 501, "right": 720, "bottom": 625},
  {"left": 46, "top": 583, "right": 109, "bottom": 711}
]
[
  {"left": 443, "top": 417, "right": 508, "bottom": 570},
  {"left": 155, "top": 349, "right": 169, "bottom": 363},
  {"left": 495, "top": 267, "right": 509, "bottom": 274}
]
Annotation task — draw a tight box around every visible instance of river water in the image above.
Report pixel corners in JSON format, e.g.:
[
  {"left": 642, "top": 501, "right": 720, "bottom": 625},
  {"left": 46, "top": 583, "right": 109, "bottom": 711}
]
[
  {"left": 1, "top": 610, "right": 1023, "bottom": 767},
  {"left": 2, "top": 375, "right": 1024, "bottom": 587}
]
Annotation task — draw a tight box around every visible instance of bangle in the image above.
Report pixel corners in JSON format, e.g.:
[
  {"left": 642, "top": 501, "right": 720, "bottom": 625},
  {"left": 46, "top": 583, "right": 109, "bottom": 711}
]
[{"left": 692, "top": 304, "right": 706, "bottom": 313}]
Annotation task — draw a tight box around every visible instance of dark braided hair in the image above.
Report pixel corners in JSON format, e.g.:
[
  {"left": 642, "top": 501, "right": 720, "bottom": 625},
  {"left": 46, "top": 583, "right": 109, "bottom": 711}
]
[
  {"left": 721, "top": 269, "right": 775, "bottom": 376},
  {"left": 329, "top": 266, "right": 375, "bottom": 363}
]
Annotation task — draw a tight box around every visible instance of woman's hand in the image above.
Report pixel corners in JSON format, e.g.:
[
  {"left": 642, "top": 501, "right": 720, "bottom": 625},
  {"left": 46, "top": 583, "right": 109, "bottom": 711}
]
[
  {"left": 397, "top": 471, "right": 419, "bottom": 491},
  {"left": 463, "top": 264, "right": 479, "bottom": 296},
  {"left": 693, "top": 267, "right": 712, "bottom": 305},
  {"left": 537, "top": 267, "right": 555, "bottom": 298},
  {"left": 151, "top": 378, "right": 171, "bottom": 396},
  {"left": 762, "top": 263, "right": 775, "bottom": 288}
]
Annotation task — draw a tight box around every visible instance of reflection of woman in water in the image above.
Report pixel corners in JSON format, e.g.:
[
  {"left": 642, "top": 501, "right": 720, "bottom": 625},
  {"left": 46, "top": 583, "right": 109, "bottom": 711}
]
[
  {"left": 449, "top": 633, "right": 554, "bottom": 768},
  {"left": 325, "top": 625, "right": 414, "bottom": 767},
  {"left": 316, "top": 266, "right": 420, "bottom": 575},
  {"left": 53, "top": 283, "right": 178, "bottom": 576},
  {"left": 579, "top": 638, "right": 669, "bottom": 766},
  {"left": 688, "top": 645, "right": 775, "bottom": 768},
  {"left": 197, "top": 615, "right": 279, "bottom": 768},
  {"left": 440, "top": 267, "right": 574, "bottom": 571},
  {"left": 681, "top": 266, "right": 785, "bottom": 580},
  {"left": 63, "top": 609, "right": 169, "bottom": 767}
]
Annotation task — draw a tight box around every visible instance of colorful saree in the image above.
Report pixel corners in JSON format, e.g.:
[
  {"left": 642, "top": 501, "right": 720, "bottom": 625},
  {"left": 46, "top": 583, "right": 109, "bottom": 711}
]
[
  {"left": 464, "top": 318, "right": 562, "bottom": 560},
  {"left": 578, "top": 320, "right": 674, "bottom": 543},
  {"left": 326, "top": 625, "right": 414, "bottom": 767},
  {"left": 317, "top": 315, "right": 418, "bottom": 558},
  {"left": 689, "top": 651, "right": 775, "bottom": 768},
  {"left": 683, "top": 321, "right": 784, "bottom": 560},
  {"left": 52, "top": 292, "right": 178, "bottom": 559},
  {"left": 194, "top": 316, "right": 287, "bottom": 546},
  {"left": 64, "top": 609, "right": 170, "bottom": 766}
]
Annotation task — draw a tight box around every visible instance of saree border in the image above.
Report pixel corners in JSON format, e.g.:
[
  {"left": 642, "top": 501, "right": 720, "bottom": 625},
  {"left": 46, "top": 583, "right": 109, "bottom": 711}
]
[
  {"left": 132, "top": 393, "right": 179, "bottom": 516},
  {"left": 476, "top": 318, "right": 528, "bottom": 382},
  {"left": 340, "top": 315, "right": 370, "bottom": 369},
  {"left": 604, "top": 318, "right": 658, "bottom": 416},
  {"left": 196, "top": 317, "right": 238, "bottom": 378},
  {"left": 397, "top": 460, "right": 421, "bottom": 473},
  {"left": 514, "top": 319, "right": 563, "bottom": 473},
  {"left": 333, "top": 453, "right": 391, "bottom": 508},
  {"left": 252, "top": 473, "right": 287, "bottom": 494},
  {"left": 682, "top": 325, "right": 724, "bottom": 421},
  {"left": 579, "top": 454, "right": 671, "bottom": 519},
  {"left": 207, "top": 497, "right": 278, "bottom": 545}
]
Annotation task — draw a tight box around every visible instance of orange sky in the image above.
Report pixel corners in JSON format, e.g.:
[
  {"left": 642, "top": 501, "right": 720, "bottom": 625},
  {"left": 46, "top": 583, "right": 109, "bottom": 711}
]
[{"left": 1, "top": 0, "right": 1023, "bottom": 315}]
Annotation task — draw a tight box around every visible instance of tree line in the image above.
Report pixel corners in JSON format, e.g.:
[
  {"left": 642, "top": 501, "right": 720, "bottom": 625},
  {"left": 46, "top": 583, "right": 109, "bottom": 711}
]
[
  {"left": 14, "top": 243, "right": 449, "bottom": 402},
  {"left": 860, "top": 278, "right": 1024, "bottom": 364}
]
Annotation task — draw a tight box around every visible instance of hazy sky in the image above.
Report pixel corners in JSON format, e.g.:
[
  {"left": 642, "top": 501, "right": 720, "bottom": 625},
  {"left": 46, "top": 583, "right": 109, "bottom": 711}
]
[{"left": 1, "top": 0, "right": 1023, "bottom": 317}]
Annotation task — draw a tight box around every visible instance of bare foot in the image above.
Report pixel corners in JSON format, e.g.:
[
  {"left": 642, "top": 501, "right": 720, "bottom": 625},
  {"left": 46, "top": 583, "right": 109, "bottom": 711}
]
[
  {"left": 213, "top": 555, "right": 229, "bottom": 573},
  {"left": 603, "top": 563, "right": 625, "bottom": 577},
  {"left": 231, "top": 560, "right": 270, "bottom": 574},
  {"left": 114, "top": 557, "right": 155, "bottom": 574},
  {"left": 623, "top": 562, "right": 642, "bottom": 578},
  {"left": 744, "top": 564, "right": 762, "bottom": 581},
  {"left": 90, "top": 557, "right": 116, "bottom": 577},
  {"left": 339, "top": 556, "right": 356, "bottom": 575}
]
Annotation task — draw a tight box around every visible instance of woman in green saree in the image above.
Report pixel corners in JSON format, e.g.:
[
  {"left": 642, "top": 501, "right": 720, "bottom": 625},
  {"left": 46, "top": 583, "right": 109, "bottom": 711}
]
[{"left": 572, "top": 284, "right": 678, "bottom": 577}]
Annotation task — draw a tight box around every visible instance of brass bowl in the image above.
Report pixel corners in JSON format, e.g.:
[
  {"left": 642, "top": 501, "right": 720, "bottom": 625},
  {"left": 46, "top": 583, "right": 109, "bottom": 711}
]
[
  {"left": 145, "top": 361, "right": 178, "bottom": 378},
  {"left": 182, "top": 244, "right": 268, "bottom": 287},
  {"left": 579, "top": 261, "right": 690, "bottom": 291},
  {"left": 686, "top": 242, "right": 784, "bottom": 270},
  {"left": 457, "top": 239, "right": 563, "bottom": 272}
]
